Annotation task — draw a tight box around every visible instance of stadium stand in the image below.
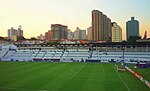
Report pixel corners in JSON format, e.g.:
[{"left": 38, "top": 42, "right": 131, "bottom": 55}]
[{"left": 0, "top": 44, "right": 150, "bottom": 63}]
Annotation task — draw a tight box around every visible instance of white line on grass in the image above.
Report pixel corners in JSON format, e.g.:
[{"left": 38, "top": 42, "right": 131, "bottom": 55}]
[
  {"left": 112, "top": 64, "right": 130, "bottom": 91},
  {"left": 70, "top": 65, "right": 84, "bottom": 79},
  {"left": 0, "top": 87, "right": 47, "bottom": 91}
]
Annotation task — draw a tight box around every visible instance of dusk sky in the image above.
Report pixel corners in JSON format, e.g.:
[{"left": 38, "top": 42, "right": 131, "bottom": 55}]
[{"left": 0, "top": 0, "right": 150, "bottom": 40}]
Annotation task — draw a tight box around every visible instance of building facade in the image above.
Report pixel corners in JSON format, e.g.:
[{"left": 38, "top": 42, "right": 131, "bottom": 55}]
[
  {"left": 112, "top": 22, "right": 122, "bottom": 42},
  {"left": 51, "top": 24, "right": 68, "bottom": 40},
  {"left": 37, "top": 34, "right": 45, "bottom": 40},
  {"left": 92, "top": 10, "right": 112, "bottom": 42},
  {"left": 8, "top": 26, "right": 24, "bottom": 41},
  {"left": 45, "top": 30, "right": 52, "bottom": 42},
  {"left": 126, "top": 17, "right": 139, "bottom": 40},
  {"left": 8, "top": 27, "right": 17, "bottom": 38},
  {"left": 67, "top": 29, "right": 74, "bottom": 40},
  {"left": 17, "top": 25, "right": 23, "bottom": 37},
  {"left": 87, "top": 27, "right": 92, "bottom": 41},
  {"left": 74, "top": 27, "right": 86, "bottom": 40}
]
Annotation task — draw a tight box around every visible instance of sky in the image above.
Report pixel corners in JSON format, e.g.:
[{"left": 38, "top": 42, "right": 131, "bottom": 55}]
[{"left": 0, "top": 0, "right": 150, "bottom": 40}]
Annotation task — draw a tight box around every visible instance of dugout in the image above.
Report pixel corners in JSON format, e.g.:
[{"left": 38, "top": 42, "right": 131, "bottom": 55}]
[
  {"left": 50, "top": 58, "right": 60, "bottom": 62},
  {"left": 85, "top": 59, "right": 101, "bottom": 62}
]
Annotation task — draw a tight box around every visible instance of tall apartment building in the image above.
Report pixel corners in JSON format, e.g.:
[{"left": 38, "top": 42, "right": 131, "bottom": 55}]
[
  {"left": 112, "top": 22, "right": 122, "bottom": 42},
  {"left": 8, "top": 27, "right": 18, "bottom": 38},
  {"left": 45, "top": 30, "right": 52, "bottom": 42},
  {"left": 87, "top": 27, "right": 92, "bottom": 41},
  {"left": 126, "top": 17, "right": 139, "bottom": 40},
  {"left": 67, "top": 29, "right": 74, "bottom": 40},
  {"left": 92, "top": 10, "right": 112, "bottom": 42},
  {"left": 51, "top": 24, "right": 68, "bottom": 40},
  {"left": 8, "top": 26, "right": 23, "bottom": 38},
  {"left": 74, "top": 27, "right": 86, "bottom": 40},
  {"left": 17, "top": 25, "right": 23, "bottom": 37}
]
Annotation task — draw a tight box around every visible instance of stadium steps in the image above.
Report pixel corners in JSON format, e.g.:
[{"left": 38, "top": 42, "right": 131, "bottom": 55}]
[
  {"left": 2, "top": 51, "right": 9, "bottom": 58},
  {"left": 42, "top": 52, "right": 46, "bottom": 58},
  {"left": 35, "top": 51, "right": 40, "bottom": 58},
  {"left": 89, "top": 51, "right": 93, "bottom": 58},
  {"left": 60, "top": 51, "right": 64, "bottom": 58},
  {"left": 52, "top": 51, "right": 56, "bottom": 58},
  {"left": 3, "top": 51, "right": 15, "bottom": 59},
  {"left": 0, "top": 50, "right": 8, "bottom": 58}
]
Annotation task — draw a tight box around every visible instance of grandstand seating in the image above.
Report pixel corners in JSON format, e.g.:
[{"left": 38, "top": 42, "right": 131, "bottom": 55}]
[
  {"left": 0, "top": 44, "right": 150, "bottom": 62},
  {"left": 3, "top": 51, "right": 16, "bottom": 59}
]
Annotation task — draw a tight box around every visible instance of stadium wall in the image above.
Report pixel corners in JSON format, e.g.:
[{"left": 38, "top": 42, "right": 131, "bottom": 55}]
[{"left": 125, "top": 66, "right": 150, "bottom": 88}]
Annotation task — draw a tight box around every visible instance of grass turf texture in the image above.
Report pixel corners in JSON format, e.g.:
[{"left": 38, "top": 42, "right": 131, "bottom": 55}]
[{"left": 0, "top": 62, "right": 149, "bottom": 91}]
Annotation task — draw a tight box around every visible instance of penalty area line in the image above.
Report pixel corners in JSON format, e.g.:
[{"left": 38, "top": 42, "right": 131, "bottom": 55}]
[{"left": 112, "top": 64, "right": 130, "bottom": 91}]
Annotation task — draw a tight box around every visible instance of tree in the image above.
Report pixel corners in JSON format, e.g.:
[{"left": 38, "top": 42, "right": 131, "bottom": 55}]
[
  {"left": 30, "top": 37, "right": 37, "bottom": 40},
  {"left": 17, "top": 36, "right": 26, "bottom": 41},
  {"left": 128, "top": 36, "right": 141, "bottom": 43}
]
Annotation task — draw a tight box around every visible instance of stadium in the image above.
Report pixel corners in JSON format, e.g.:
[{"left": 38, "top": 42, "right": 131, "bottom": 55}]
[{"left": 0, "top": 43, "right": 150, "bottom": 91}]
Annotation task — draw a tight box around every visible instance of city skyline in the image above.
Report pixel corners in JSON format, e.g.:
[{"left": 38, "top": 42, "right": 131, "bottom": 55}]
[{"left": 0, "top": 0, "right": 150, "bottom": 40}]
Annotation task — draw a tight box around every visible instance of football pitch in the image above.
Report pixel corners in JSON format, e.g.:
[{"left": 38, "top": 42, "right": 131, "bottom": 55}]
[{"left": 0, "top": 62, "right": 149, "bottom": 91}]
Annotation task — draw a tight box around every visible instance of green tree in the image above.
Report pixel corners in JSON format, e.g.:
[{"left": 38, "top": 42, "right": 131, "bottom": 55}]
[
  {"left": 128, "top": 36, "right": 141, "bottom": 42},
  {"left": 17, "top": 36, "right": 26, "bottom": 41},
  {"left": 30, "top": 37, "right": 37, "bottom": 40}
]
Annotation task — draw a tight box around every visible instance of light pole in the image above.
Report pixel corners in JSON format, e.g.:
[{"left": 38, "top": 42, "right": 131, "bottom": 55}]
[
  {"left": 122, "top": 47, "right": 125, "bottom": 61},
  {"left": 121, "top": 46, "right": 125, "bottom": 64}
]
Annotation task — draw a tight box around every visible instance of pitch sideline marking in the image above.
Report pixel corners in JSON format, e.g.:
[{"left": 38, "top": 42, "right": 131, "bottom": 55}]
[
  {"left": 0, "top": 86, "right": 47, "bottom": 91},
  {"left": 70, "top": 65, "right": 84, "bottom": 79},
  {"left": 112, "top": 64, "right": 130, "bottom": 91}
]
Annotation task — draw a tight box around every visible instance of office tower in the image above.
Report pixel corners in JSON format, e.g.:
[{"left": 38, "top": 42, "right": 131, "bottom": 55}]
[
  {"left": 87, "top": 27, "right": 92, "bottom": 41},
  {"left": 51, "top": 24, "right": 68, "bottom": 40},
  {"left": 92, "top": 10, "right": 112, "bottom": 42},
  {"left": 126, "top": 17, "right": 139, "bottom": 40},
  {"left": 74, "top": 27, "right": 86, "bottom": 40},
  {"left": 112, "top": 22, "right": 122, "bottom": 42}
]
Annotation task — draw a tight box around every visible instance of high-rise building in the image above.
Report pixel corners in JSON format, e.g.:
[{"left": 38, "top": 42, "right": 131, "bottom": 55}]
[
  {"left": 87, "top": 27, "right": 92, "bottom": 41},
  {"left": 51, "top": 24, "right": 68, "bottom": 40},
  {"left": 8, "top": 27, "right": 17, "bottom": 38},
  {"left": 126, "top": 17, "right": 139, "bottom": 40},
  {"left": 8, "top": 26, "right": 24, "bottom": 41},
  {"left": 74, "top": 27, "right": 86, "bottom": 40},
  {"left": 45, "top": 30, "right": 51, "bottom": 42},
  {"left": 112, "top": 22, "right": 122, "bottom": 42},
  {"left": 67, "top": 29, "right": 74, "bottom": 40},
  {"left": 92, "top": 10, "right": 112, "bottom": 42},
  {"left": 17, "top": 25, "right": 23, "bottom": 37}
]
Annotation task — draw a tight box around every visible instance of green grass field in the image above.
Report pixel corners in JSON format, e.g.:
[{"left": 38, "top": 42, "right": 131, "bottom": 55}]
[{"left": 0, "top": 62, "right": 149, "bottom": 91}]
